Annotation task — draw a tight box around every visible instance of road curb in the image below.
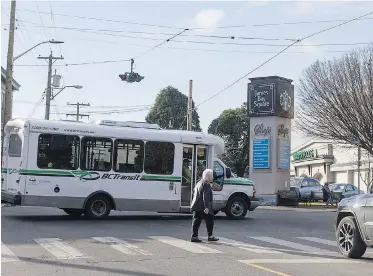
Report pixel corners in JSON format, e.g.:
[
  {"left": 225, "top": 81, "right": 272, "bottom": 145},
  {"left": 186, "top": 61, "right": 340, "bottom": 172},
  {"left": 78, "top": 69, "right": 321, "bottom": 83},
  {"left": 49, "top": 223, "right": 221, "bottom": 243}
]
[{"left": 258, "top": 206, "right": 337, "bottom": 212}]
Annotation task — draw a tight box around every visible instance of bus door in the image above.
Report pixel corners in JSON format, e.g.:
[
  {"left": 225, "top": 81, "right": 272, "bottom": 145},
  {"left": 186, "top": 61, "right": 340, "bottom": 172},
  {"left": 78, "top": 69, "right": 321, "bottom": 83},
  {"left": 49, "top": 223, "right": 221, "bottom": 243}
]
[
  {"left": 3, "top": 130, "right": 23, "bottom": 193},
  {"left": 180, "top": 145, "right": 208, "bottom": 207}
]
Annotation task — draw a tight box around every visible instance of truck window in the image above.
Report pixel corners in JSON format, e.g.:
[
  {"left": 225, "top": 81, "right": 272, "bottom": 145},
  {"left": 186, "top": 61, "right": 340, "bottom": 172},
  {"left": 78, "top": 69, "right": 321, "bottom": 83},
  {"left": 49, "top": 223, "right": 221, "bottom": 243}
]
[
  {"left": 37, "top": 134, "right": 80, "bottom": 170},
  {"left": 113, "top": 139, "right": 144, "bottom": 173},
  {"left": 9, "top": 134, "right": 22, "bottom": 157},
  {"left": 144, "top": 141, "right": 174, "bottom": 175}
]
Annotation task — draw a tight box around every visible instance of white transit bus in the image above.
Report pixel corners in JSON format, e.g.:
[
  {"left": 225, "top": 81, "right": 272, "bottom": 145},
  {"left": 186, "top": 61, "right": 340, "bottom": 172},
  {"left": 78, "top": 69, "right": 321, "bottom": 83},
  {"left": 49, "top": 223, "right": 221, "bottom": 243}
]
[{"left": 1, "top": 118, "right": 258, "bottom": 219}]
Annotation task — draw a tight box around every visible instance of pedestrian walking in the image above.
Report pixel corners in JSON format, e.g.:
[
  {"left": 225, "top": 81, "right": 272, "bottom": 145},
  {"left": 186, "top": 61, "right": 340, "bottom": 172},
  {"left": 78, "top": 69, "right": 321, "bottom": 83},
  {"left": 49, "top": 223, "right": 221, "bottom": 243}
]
[
  {"left": 323, "top": 183, "right": 335, "bottom": 207},
  {"left": 190, "top": 168, "right": 219, "bottom": 243}
]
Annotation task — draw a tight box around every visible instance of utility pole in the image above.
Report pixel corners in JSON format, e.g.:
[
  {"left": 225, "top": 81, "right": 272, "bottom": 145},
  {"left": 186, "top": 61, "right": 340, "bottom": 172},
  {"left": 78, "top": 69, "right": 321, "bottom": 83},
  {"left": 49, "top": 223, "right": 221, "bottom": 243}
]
[
  {"left": 187, "top": 79, "right": 193, "bottom": 131},
  {"left": 3, "top": 0, "right": 16, "bottom": 132},
  {"left": 38, "top": 51, "right": 64, "bottom": 120},
  {"left": 357, "top": 144, "right": 361, "bottom": 193},
  {"left": 66, "top": 102, "right": 90, "bottom": 121}
]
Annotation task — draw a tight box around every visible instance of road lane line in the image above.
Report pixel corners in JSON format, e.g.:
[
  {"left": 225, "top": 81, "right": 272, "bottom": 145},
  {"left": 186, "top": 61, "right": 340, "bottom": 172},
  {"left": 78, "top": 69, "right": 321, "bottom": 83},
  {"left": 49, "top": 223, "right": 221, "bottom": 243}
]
[
  {"left": 92, "top": 237, "right": 152, "bottom": 256},
  {"left": 239, "top": 258, "right": 363, "bottom": 264},
  {"left": 149, "top": 236, "right": 222, "bottom": 254},
  {"left": 203, "top": 236, "right": 281, "bottom": 254},
  {"left": 238, "top": 261, "right": 290, "bottom": 276},
  {"left": 249, "top": 236, "right": 333, "bottom": 253},
  {"left": 34, "top": 238, "right": 88, "bottom": 260},
  {"left": 1, "top": 243, "right": 19, "bottom": 263},
  {"left": 297, "top": 237, "right": 336, "bottom": 246}
]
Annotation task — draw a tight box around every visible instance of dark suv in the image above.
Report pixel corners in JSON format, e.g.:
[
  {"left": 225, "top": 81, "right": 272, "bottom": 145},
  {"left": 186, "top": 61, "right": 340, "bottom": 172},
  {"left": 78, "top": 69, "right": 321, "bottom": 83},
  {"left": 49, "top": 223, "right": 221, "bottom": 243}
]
[{"left": 335, "top": 192, "right": 373, "bottom": 258}]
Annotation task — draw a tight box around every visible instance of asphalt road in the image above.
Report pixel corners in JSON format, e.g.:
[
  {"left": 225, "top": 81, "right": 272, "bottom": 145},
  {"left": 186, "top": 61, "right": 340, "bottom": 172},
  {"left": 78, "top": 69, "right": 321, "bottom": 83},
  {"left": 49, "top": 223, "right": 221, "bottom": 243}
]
[{"left": 1, "top": 206, "right": 372, "bottom": 276}]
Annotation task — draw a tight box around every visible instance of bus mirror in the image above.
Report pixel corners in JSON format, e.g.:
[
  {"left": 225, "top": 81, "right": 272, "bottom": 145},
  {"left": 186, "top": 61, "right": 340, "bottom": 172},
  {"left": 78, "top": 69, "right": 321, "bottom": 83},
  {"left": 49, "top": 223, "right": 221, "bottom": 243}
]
[{"left": 226, "top": 167, "right": 232, "bottom": 179}]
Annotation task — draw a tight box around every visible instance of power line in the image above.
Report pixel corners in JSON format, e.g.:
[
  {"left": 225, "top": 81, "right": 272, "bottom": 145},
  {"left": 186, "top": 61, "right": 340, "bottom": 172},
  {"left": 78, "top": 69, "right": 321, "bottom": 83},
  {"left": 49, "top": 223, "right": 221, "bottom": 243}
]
[
  {"left": 17, "top": 8, "right": 185, "bottom": 30},
  {"left": 12, "top": 20, "right": 371, "bottom": 48},
  {"left": 13, "top": 19, "right": 299, "bottom": 42},
  {"left": 196, "top": 10, "right": 373, "bottom": 108},
  {"left": 35, "top": 1, "right": 52, "bottom": 52},
  {"left": 15, "top": 8, "right": 373, "bottom": 30}
]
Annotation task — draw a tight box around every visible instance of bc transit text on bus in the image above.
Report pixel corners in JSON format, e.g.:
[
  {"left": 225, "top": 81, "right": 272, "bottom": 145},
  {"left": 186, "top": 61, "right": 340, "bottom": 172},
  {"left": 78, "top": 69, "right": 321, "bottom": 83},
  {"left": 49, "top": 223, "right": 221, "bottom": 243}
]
[{"left": 101, "top": 174, "right": 140, "bottom": 180}]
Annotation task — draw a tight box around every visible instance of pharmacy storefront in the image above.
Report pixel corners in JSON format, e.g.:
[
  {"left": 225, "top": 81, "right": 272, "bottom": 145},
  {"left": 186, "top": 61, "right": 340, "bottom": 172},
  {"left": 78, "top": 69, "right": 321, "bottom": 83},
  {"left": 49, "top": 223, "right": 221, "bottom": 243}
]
[{"left": 290, "top": 140, "right": 372, "bottom": 192}]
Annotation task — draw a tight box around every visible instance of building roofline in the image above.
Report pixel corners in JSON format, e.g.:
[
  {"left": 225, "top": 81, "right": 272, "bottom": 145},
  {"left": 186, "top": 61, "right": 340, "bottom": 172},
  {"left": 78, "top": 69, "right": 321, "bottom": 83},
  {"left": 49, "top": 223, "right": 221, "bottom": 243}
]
[{"left": 1, "top": 67, "right": 20, "bottom": 91}]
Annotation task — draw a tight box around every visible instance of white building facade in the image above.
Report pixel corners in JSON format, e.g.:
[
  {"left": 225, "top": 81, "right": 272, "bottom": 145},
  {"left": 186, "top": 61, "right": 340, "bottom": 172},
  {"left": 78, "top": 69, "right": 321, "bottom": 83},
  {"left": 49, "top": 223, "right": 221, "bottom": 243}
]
[{"left": 290, "top": 140, "right": 373, "bottom": 192}]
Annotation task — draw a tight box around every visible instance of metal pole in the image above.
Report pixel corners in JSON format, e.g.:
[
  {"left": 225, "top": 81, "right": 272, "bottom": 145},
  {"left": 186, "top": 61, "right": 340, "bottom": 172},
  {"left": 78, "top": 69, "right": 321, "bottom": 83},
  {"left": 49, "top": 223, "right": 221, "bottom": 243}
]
[
  {"left": 3, "top": 0, "right": 17, "bottom": 132},
  {"left": 76, "top": 103, "right": 80, "bottom": 121},
  {"left": 187, "top": 80, "right": 193, "bottom": 131}
]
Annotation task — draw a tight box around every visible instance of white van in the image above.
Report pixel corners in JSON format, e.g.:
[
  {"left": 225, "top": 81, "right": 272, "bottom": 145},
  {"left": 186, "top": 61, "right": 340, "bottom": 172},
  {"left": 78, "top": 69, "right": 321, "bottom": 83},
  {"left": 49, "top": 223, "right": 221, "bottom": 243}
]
[{"left": 1, "top": 118, "right": 258, "bottom": 219}]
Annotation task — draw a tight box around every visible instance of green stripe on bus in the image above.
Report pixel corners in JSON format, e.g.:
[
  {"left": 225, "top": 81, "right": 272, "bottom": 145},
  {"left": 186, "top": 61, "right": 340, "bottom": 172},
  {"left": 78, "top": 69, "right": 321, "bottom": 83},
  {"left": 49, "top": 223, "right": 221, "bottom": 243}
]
[
  {"left": 224, "top": 179, "right": 254, "bottom": 186},
  {"left": 2, "top": 168, "right": 8, "bottom": 173},
  {"left": 140, "top": 175, "right": 181, "bottom": 182}
]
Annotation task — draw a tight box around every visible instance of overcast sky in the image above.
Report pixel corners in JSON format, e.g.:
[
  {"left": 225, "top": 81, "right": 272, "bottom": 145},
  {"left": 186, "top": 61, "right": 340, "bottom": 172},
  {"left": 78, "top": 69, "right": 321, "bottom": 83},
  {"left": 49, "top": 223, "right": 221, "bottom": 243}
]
[{"left": 2, "top": 0, "right": 373, "bottom": 149}]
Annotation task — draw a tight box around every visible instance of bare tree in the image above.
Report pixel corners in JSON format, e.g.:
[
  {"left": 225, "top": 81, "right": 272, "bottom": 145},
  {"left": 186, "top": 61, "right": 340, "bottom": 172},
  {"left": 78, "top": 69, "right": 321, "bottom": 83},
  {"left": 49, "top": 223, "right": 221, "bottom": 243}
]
[{"left": 296, "top": 44, "right": 373, "bottom": 156}]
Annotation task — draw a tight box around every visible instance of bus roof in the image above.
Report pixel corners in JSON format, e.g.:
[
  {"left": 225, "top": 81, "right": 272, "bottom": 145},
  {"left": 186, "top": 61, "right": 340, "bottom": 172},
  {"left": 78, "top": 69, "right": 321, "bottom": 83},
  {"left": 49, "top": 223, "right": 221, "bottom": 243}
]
[{"left": 8, "top": 118, "right": 225, "bottom": 155}]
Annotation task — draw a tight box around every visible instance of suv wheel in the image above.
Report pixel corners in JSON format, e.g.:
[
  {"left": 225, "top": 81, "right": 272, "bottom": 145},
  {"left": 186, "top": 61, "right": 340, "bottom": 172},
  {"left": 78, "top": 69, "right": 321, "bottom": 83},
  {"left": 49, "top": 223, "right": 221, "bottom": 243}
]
[{"left": 337, "top": 216, "right": 366, "bottom": 258}]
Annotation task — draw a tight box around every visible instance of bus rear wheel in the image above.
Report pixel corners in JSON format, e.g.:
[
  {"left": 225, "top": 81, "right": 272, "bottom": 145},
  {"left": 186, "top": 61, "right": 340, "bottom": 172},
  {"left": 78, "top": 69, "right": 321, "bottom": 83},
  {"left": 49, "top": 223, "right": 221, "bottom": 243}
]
[
  {"left": 84, "top": 195, "right": 111, "bottom": 219},
  {"left": 63, "top": 208, "right": 83, "bottom": 217}
]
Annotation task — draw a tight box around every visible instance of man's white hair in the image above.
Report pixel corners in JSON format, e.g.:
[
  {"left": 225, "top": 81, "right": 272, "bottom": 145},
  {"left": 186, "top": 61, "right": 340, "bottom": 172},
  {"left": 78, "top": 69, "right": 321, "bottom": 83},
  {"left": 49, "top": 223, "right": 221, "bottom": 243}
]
[{"left": 202, "top": 169, "right": 213, "bottom": 183}]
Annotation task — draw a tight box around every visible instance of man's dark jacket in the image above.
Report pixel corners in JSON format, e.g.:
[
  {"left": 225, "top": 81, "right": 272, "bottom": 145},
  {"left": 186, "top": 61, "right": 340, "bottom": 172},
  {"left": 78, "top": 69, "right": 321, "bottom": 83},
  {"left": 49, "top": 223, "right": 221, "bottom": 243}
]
[{"left": 191, "top": 180, "right": 213, "bottom": 215}]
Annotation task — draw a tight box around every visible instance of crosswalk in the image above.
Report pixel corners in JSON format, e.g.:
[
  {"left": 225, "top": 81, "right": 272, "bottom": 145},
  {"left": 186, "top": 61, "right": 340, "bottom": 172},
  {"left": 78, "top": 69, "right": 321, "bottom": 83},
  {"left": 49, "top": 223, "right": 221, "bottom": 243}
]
[{"left": 2, "top": 235, "right": 371, "bottom": 265}]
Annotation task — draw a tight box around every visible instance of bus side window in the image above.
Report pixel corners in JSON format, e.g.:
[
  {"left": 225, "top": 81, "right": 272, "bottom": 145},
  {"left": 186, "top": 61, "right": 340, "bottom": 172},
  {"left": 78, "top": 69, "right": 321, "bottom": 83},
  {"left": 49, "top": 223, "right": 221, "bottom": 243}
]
[
  {"left": 113, "top": 139, "right": 144, "bottom": 173},
  {"left": 37, "top": 134, "right": 80, "bottom": 170},
  {"left": 144, "top": 141, "right": 174, "bottom": 175},
  {"left": 9, "top": 134, "right": 22, "bottom": 157},
  {"left": 80, "top": 137, "right": 112, "bottom": 172}
]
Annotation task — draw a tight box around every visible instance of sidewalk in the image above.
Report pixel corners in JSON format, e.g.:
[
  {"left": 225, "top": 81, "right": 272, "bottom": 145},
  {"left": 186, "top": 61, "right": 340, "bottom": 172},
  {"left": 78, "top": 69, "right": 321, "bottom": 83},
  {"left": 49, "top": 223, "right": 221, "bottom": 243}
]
[{"left": 258, "top": 203, "right": 337, "bottom": 212}]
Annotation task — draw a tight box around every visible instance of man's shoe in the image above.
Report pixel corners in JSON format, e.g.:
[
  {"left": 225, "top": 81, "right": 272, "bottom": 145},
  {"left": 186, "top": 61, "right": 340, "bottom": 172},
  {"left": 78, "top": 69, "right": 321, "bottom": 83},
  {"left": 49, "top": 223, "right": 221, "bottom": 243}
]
[
  {"left": 208, "top": 236, "right": 219, "bottom": 242},
  {"left": 191, "top": 237, "right": 202, "bottom": 242}
]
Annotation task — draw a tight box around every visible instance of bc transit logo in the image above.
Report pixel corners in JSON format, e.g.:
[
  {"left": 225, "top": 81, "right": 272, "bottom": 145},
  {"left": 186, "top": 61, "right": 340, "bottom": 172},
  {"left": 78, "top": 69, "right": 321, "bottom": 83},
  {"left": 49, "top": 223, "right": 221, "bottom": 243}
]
[{"left": 79, "top": 172, "right": 100, "bottom": 181}]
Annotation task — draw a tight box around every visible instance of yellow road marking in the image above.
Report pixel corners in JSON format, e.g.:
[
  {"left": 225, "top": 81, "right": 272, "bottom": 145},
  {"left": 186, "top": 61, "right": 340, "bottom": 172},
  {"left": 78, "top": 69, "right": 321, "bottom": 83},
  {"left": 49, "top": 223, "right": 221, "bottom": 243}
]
[{"left": 244, "top": 263, "right": 291, "bottom": 276}]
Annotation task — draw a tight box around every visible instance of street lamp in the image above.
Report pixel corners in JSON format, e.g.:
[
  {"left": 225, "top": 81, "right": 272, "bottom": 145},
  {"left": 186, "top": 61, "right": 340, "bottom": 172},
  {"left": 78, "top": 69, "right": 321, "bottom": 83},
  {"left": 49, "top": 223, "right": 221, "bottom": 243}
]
[
  {"left": 51, "top": 85, "right": 83, "bottom": 101},
  {"left": 13, "top": 39, "right": 64, "bottom": 61}
]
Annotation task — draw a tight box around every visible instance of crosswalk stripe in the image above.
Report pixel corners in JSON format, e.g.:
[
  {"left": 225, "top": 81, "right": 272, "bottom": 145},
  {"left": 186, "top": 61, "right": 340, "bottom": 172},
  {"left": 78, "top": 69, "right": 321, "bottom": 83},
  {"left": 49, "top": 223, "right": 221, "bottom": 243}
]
[
  {"left": 149, "top": 236, "right": 223, "bottom": 254},
  {"left": 1, "top": 243, "right": 19, "bottom": 263},
  {"left": 296, "top": 237, "right": 336, "bottom": 246},
  {"left": 203, "top": 237, "right": 281, "bottom": 254},
  {"left": 92, "top": 237, "right": 152, "bottom": 255},
  {"left": 248, "top": 237, "right": 334, "bottom": 253},
  {"left": 238, "top": 258, "right": 362, "bottom": 264},
  {"left": 34, "top": 238, "right": 88, "bottom": 260}
]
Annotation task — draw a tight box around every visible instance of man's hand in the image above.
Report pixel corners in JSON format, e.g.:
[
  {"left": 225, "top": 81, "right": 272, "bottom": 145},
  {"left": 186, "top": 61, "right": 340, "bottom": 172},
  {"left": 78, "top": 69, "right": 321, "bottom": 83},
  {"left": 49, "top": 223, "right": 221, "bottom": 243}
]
[{"left": 204, "top": 208, "right": 209, "bottom": 214}]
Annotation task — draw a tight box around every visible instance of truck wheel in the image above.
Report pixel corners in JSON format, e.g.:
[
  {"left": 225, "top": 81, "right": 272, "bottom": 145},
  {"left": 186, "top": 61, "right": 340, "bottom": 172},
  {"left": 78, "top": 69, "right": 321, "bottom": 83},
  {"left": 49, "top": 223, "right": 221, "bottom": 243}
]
[
  {"left": 337, "top": 216, "right": 366, "bottom": 258},
  {"left": 225, "top": 197, "right": 248, "bottom": 220},
  {"left": 84, "top": 195, "right": 111, "bottom": 219}
]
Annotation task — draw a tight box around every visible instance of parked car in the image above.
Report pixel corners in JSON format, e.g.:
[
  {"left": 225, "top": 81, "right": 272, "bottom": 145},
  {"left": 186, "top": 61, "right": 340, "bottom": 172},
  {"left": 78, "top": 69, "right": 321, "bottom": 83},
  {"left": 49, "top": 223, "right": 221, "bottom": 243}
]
[
  {"left": 329, "top": 183, "right": 360, "bottom": 202},
  {"left": 290, "top": 177, "right": 323, "bottom": 201},
  {"left": 335, "top": 193, "right": 373, "bottom": 258}
]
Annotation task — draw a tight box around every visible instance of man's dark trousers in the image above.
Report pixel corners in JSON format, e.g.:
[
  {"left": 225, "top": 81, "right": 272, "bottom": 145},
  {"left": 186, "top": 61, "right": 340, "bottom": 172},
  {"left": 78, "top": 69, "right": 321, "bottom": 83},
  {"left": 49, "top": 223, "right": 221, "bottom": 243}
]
[{"left": 192, "top": 211, "right": 214, "bottom": 237}]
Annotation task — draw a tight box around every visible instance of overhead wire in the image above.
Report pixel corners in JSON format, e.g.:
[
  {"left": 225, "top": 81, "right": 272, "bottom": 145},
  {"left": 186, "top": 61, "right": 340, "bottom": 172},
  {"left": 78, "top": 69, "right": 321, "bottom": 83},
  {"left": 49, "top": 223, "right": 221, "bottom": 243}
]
[
  {"left": 196, "top": 10, "right": 373, "bottom": 108},
  {"left": 14, "top": 8, "right": 373, "bottom": 30},
  {"left": 35, "top": 1, "right": 52, "bottom": 52}
]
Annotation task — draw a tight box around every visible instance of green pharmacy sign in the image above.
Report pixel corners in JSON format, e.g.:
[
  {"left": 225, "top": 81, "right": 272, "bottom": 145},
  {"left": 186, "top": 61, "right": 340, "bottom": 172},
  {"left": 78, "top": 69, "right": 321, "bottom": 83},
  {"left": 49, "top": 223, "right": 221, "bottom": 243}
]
[{"left": 293, "top": 149, "right": 318, "bottom": 161}]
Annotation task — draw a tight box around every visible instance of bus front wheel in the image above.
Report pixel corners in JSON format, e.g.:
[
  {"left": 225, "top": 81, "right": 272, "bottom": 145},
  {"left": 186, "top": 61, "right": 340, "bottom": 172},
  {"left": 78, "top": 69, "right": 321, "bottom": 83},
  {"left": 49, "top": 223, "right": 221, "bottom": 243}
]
[{"left": 84, "top": 195, "right": 111, "bottom": 219}]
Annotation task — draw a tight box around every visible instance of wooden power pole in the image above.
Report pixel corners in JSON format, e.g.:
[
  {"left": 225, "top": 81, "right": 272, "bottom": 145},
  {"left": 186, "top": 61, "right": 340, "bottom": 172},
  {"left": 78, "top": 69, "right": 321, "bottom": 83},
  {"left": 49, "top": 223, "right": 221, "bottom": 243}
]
[
  {"left": 66, "top": 102, "right": 90, "bottom": 121},
  {"left": 187, "top": 80, "right": 193, "bottom": 131}
]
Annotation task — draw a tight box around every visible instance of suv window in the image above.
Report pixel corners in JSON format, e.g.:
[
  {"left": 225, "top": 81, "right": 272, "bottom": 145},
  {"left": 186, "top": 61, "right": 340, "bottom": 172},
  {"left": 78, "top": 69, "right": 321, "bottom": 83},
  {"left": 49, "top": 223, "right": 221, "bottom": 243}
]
[
  {"left": 345, "top": 185, "right": 354, "bottom": 192},
  {"left": 301, "top": 179, "right": 309, "bottom": 187},
  {"left": 308, "top": 179, "right": 318, "bottom": 187}
]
